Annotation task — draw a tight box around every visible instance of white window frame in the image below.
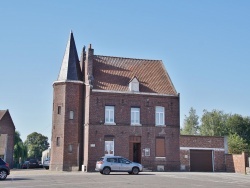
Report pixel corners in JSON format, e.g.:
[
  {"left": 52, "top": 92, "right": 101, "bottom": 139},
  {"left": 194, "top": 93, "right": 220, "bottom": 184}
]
[
  {"left": 155, "top": 106, "right": 165, "bottom": 126},
  {"left": 105, "top": 106, "right": 115, "bottom": 125},
  {"left": 131, "top": 107, "right": 141, "bottom": 125},
  {"left": 105, "top": 140, "right": 114, "bottom": 156},
  {"left": 129, "top": 78, "right": 139, "bottom": 92}
]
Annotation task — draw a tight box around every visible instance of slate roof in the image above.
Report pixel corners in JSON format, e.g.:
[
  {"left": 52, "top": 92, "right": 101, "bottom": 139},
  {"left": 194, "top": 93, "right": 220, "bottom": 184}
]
[
  {"left": 92, "top": 55, "right": 177, "bottom": 95},
  {"left": 57, "top": 31, "right": 82, "bottom": 81}
]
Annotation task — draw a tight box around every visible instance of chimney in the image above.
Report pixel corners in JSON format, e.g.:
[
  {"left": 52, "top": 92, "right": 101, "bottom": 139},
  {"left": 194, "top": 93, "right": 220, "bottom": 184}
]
[
  {"left": 85, "top": 44, "right": 94, "bottom": 85},
  {"left": 80, "top": 46, "right": 86, "bottom": 74}
]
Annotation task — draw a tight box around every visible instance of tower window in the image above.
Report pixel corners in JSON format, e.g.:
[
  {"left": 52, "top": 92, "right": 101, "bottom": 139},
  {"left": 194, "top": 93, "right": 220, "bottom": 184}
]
[
  {"left": 56, "top": 137, "right": 60, "bottom": 147},
  {"left": 58, "top": 106, "right": 61, "bottom": 115},
  {"left": 68, "top": 144, "right": 73, "bottom": 153},
  {"left": 69, "top": 111, "right": 74, "bottom": 119}
]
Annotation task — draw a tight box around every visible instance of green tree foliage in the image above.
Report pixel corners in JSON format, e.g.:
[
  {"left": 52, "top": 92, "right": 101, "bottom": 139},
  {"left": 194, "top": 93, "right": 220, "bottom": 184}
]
[
  {"left": 200, "top": 109, "right": 228, "bottom": 136},
  {"left": 197, "top": 109, "right": 250, "bottom": 154},
  {"left": 226, "top": 114, "right": 250, "bottom": 144},
  {"left": 181, "top": 107, "right": 199, "bottom": 135},
  {"left": 24, "top": 132, "right": 49, "bottom": 159},
  {"left": 13, "top": 131, "right": 27, "bottom": 165},
  {"left": 228, "top": 134, "right": 249, "bottom": 154}
]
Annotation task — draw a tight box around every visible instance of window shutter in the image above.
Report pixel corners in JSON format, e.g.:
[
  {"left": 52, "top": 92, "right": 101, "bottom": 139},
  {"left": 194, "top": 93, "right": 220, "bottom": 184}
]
[{"left": 156, "top": 138, "right": 165, "bottom": 157}]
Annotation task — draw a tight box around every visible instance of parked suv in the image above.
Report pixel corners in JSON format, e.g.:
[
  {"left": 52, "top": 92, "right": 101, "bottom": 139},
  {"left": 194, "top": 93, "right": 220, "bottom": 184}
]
[
  {"left": 0, "top": 158, "right": 10, "bottom": 180},
  {"left": 95, "top": 156, "right": 143, "bottom": 175}
]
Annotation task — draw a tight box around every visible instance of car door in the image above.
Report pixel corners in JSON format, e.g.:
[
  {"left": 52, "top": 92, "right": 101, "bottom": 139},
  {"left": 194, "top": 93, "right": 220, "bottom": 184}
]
[
  {"left": 107, "top": 158, "right": 120, "bottom": 171},
  {"left": 118, "top": 158, "right": 132, "bottom": 171}
]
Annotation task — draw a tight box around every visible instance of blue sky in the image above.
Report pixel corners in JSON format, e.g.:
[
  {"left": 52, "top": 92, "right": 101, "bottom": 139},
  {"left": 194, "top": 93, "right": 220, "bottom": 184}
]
[{"left": 1, "top": 0, "right": 250, "bottom": 143}]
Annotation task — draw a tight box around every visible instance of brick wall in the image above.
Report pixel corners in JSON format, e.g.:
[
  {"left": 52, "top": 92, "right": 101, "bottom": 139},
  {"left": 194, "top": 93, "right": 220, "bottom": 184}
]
[
  {"left": 85, "top": 91, "right": 180, "bottom": 171},
  {"left": 51, "top": 81, "right": 83, "bottom": 171},
  {"left": 0, "top": 110, "right": 15, "bottom": 168},
  {"left": 180, "top": 135, "right": 225, "bottom": 172},
  {"left": 225, "top": 152, "right": 249, "bottom": 174}
]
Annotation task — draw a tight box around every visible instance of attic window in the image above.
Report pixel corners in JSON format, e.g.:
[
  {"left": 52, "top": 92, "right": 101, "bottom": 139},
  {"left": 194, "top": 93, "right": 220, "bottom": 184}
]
[{"left": 129, "top": 77, "right": 139, "bottom": 92}]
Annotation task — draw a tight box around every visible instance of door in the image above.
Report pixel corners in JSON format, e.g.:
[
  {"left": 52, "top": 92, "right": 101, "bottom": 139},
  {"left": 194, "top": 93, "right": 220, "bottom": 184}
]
[
  {"left": 118, "top": 157, "right": 131, "bottom": 171},
  {"left": 190, "top": 150, "right": 213, "bottom": 172},
  {"left": 129, "top": 136, "right": 141, "bottom": 163},
  {"left": 133, "top": 143, "right": 141, "bottom": 163},
  {"left": 107, "top": 157, "right": 120, "bottom": 171}
]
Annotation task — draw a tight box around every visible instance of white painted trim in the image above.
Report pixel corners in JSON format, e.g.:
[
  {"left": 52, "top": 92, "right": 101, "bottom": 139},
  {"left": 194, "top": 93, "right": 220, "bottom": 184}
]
[
  {"left": 92, "top": 89, "right": 178, "bottom": 97},
  {"left": 212, "top": 150, "right": 215, "bottom": 172},
  {"left": 130, "top": 124, "right": 142, "bottom": 126},
  {"left": 180, "top": 147, "right": 225, "bottom": 151},
  {"left": 53, "top": 80, "right": 84, "bottom": 84}
]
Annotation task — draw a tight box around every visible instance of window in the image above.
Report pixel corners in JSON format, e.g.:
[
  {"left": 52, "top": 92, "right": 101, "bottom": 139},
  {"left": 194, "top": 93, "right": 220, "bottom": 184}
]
[
  {"left": 155, "top": 106, "right": 165, "bottom": 126},
  {"left": 129, "top": 77, "right": 139, "bottom": 92},
  {"left": 105, "top": 140, "right": 114, "bottom": 156},
  {"left": 118, "top": 158, "right": 130, "bottom": 164},
  {"left": 107, "top": 158, "right": 118, "bottom": 163},
  {"left": 68, "top": 144, "right": 73, "bottom": 153},
  {"left": 58, "top": 106, "right": 61, "bottom": 114},
  {"left": 56, "top": 137, "right": 60, "bottom": 147},
  {"left": 131, "top": 107, "right": 140, "bottom": 125},
  {"left": 105, "top": 106, "right": 115, "bottom": 124},
  {"left": 156, "top": 138, "right": 165, "bottom": 157},
  {"left": 69, "top": 111, "right": 74, "bottom": 120}
]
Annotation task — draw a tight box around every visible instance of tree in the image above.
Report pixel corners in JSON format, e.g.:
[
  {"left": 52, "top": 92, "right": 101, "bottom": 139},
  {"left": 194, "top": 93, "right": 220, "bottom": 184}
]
[
  {"left": 200, "top": 109, "right": 228, "bottom": 136},
  {"left": 181, "top": 107, "right": 199, "bottom": 135},
  {"left": 226, "top": 114, "right": 250, "bottom": 144},
  {"left": 13, "top": 131, "right": 27, "bottom": 166},
  {"left": 24, "top": 132, "right": 50, "bottom": 159},
  {"left": 227, "top": 134, "right": 249, "bottom": 154}
]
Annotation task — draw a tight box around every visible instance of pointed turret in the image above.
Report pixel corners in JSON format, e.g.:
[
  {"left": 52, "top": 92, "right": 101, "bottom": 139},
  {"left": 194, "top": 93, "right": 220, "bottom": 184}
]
[{"left": 57, "top": 31, "right": 82, "bottom": 81}]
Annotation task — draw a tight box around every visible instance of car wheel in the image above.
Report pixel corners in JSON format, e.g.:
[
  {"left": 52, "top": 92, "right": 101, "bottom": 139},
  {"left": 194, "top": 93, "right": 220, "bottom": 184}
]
[
  {"left": 0, "top": 170, "right": 7, "bottom": 180},
  {"left": 132, "top": 167, "right": 139, "bottom": 175},
  {"left": 102, "top": 167, "right": 111, "bottom": 175}
]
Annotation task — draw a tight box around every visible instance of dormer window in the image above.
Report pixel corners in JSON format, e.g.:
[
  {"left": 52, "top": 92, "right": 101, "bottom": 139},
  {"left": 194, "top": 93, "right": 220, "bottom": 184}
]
[{"left": 129, "top": 77, "right": 139, "bottom": 92}]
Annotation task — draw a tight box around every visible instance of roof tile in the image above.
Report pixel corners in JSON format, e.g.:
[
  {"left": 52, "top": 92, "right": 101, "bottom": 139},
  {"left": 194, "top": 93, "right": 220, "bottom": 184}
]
[{"left": 92, "top": 55, "right": 177, "bottom": 95}]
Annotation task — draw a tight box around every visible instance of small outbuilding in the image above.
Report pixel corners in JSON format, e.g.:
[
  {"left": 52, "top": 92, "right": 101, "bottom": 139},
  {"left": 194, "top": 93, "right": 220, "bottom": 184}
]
[
  {"left": 0, "top": 110, "right": 15, "bottom": 168},
  {"left": 180, "top": 135, "right": 227, "bottom": 172}
]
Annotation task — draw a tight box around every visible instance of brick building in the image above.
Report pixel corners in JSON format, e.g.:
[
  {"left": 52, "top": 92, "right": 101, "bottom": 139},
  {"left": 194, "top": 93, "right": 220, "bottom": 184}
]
[
  {"left": 0, "top": 110, "right": 15, "bottom": 168},
  {"left": 50, "top": 32, "right": 180, "bottom": 172},
  {"left": 180, "top": 135, "right": 227, "bottom": 172}
]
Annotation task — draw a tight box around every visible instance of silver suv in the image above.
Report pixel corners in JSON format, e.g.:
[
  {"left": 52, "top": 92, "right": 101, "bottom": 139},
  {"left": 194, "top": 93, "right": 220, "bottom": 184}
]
[{"left": 95, "top": 156, "right": 143, "bottom": 175}]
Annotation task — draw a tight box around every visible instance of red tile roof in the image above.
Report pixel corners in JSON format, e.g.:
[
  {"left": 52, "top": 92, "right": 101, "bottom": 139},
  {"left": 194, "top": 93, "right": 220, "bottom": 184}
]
[{"left": 92, "top": 55, "right": 177, "bottom": 95}]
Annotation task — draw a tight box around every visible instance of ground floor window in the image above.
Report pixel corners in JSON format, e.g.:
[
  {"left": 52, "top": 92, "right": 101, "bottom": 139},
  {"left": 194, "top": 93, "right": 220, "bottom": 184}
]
[{"left": 105, "top": 140, "right": 114, "bottom": 156}]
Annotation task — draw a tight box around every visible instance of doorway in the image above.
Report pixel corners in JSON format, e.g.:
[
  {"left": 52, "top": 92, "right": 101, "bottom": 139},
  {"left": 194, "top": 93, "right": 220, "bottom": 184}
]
[{"left": 129, "top": 136, "right": 141, "bottom": 163}]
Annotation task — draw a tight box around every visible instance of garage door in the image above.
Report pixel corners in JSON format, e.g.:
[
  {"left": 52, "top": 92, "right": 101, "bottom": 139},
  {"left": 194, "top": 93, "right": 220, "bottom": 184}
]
[{"left": 190, "top": 150, "right": 213, "bottom": 172}]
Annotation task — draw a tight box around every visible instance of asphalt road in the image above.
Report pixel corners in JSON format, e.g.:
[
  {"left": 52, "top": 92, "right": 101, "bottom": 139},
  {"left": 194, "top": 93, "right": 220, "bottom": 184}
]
[{"left": 1, "top": 169, "right": 250, "bottom": 188}]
